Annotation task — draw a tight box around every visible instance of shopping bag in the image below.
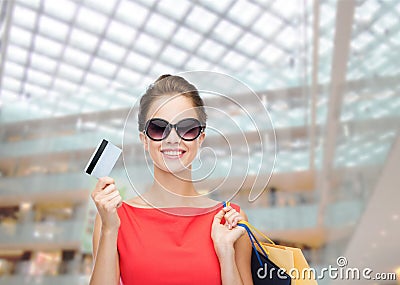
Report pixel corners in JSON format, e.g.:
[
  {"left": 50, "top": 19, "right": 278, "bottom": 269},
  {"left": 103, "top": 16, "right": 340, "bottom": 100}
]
[
  {"left": 263, "top": 243, "right": 318, "bottom": 285},
  {"left": 222, "top": 202, "right": 290, "bottom": 284},
  {"left": 236, "top": 218, "right": 318, "bottom": 285},
  {"left": 243, "top": 222, "right": 292, "bottom": 284}
]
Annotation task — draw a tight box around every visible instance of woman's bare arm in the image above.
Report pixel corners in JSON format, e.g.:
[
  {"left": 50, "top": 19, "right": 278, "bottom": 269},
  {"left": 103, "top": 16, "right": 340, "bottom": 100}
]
[
  {"left": 234, "top": 209, "right": 253, "bottom": 284},
  {"left": 89, "top": 213, "right": 120, "bottom": 285},
  {"left": 212, "top": 207, "right": 253, "bottom": 285},
  {"left": 89, "top": 177, "right": 122, "bottom": 285}
]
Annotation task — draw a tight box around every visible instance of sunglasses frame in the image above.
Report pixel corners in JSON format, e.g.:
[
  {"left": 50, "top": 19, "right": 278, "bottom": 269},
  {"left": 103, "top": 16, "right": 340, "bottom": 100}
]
[{"left": 143, "top": 117, "right": 206, "bottom": 141}]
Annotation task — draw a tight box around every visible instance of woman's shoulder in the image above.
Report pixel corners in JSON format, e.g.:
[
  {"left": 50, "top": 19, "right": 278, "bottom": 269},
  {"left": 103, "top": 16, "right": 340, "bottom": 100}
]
[
  {"left": 121, "top": 196, "right": 242, "bottom": 213},
  {"left": 124, "top": 196, "right": 153, "bottom": 208}
]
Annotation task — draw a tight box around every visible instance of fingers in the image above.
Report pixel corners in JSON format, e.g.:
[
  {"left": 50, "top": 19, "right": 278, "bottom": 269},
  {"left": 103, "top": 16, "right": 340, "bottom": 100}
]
[
  {"left": 223, "top": 207, "right": 244, "bottom": 229},
  {"left": 91, "top": 177, "right": 122, "bottom": 212},
  {"left": 101, "top": 183, "right": 117, "bottom": 196},
  {"left": 99, "top": 193, "right": 122, "bottom": 212},
  {"left": 213, "top": 208, "right": 227, "bottom": 225},
  {"left": 94, "top": 177, "right": 115, "bottom": 192}
]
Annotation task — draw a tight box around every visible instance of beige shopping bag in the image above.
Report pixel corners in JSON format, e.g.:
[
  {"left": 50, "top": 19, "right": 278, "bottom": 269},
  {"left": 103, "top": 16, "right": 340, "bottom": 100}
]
[
  {"left": 263, "top": 244, "right": 318, "bottom": 285},
  {"left": 239, "top": 220, "right": 318, "bottom": 285}
]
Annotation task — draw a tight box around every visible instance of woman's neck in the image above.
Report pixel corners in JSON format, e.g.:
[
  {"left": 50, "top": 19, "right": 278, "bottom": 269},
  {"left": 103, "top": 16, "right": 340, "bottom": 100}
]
[{"left": 143, "top": 166, "right": 213, "bottom": 207}]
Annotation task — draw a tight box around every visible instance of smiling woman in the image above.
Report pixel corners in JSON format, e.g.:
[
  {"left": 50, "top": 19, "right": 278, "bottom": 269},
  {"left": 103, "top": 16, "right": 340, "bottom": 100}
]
[{"left": 89, "top": 74, "right": 253, "bottom": 285}]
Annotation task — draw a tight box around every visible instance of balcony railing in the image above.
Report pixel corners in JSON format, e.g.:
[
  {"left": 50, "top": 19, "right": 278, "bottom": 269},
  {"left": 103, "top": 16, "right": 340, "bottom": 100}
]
[
  {"left": 0, "top": 275, "right": 90, "bottom": 285},
  {"left": 0, "top": 220, "right": 85, "bottom": 246},
  {"left": 245, "top": 199, "right": 363, "bottom": 231}
]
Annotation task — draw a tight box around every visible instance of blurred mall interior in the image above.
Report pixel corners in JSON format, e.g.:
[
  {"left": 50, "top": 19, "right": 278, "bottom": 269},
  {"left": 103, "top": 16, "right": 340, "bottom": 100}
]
[{"left": 0, "top": 0, "right": 399, "bottom": 284}]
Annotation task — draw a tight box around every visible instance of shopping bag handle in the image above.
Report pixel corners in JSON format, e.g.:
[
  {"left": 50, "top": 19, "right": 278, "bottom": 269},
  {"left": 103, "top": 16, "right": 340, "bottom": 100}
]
[
  {"left": 239, "top": 222, "right": 270, "bottom": 267},
  {"left": 221, "top": 201, "right": 273, "bottom": 267},
  {"left": 222, "top": 201, "right": 275, "bottom": 245},
  {"left": 237, "top": 220, "right": 275, "bottom": 245}
]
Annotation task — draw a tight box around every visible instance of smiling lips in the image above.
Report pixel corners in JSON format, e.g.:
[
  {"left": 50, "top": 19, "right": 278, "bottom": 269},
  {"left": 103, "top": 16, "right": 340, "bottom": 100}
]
[{"left": 161, "top": 149, "right": 186, "bottom": 159}]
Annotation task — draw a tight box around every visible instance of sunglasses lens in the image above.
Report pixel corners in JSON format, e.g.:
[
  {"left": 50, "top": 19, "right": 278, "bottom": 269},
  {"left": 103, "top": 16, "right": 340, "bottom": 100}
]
[
  {"left": 177, "top": 119, "right": 202, "bottom": 141},
  {"left": 147, "top": 119, "right": 169, "bottom": 140}
]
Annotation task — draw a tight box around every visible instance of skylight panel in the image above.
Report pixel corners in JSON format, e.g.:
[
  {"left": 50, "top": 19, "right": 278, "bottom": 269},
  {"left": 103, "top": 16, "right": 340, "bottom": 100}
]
[
  {"left": 15, "top": 0, "right": 41, "bottom": 10},
  {"left": 58, "top": 100, "right": 79, "bottom": 112},
  {"left": 69, "top": 28, "right": 99, "bottom": 52},
  {"left": 352, "top": 32, "right": 374, "bottom": 52},
  {"left": 197, "top": 39, "right": 226, "bottom": 62},
  {"left": 30, "top": 53, "right": 58, "bottom": 73},
  {"left": 186, "top": 6, "right": 219, "bottom": 33},
  {"left": 134, "top": 33, "right": 163, "bottom": 56},
  {"left": 271, "top": 0, "right": 298, "bottom": 19},
  {"left": 53, "top": 78, "right": 78, "bottom": 93},
  {"left": 125, "top": 51, "right": 152, "bottom": 72},
  {"left": 58, "top": 63, "right": 85, "bottom": 83},
  {"left": 201, "top": 0, "right": 234, "bottom": 13},
  {"left": 228, "top": 1, "right": 260, "bottom": 26},
  {"left": 6, "top": 45, "right": 29, "bottom": 65},
  {"left": 115, "top": 67, "right": 142, "bottom": 85},
  {"left": 76, "top": 6, "right": 109, "bottom": 34},
  {"left": 212, "top": 20, "right": 242, "bottom": 45},
  {"left": 221, "top": 51, "right": 248, "bottom": 71},
  {"left": 116, "top": 0, "right": 149, "bottom": 27},
  {"left": 145, "top": 13, "right": 177, "bottom": 39},
  {"left": 157, "top": 0, "right": 191, "bottom": 20},
  {"left": 85, "top": 72, "right": 110, "bottom": 89},
  {"left": 83, "top": 0, "right": 118, "bottom": 15},
  {"left": 27, "top": 69, "right": 52, "bottom": 87},
  {"left": 185, "top": 56, "right": 212, "bottom": 70},
  {"left": 24, "top": 83, "right": 47, "bottom": 99},
  {"left": 171, "top": 26, "right": 203, "bottom": 50},
  {"left": 90, "top": 58, "right": 118, "bottom": 77},
  {"left": 1, "top": 90, "right": 19, "bottom": 101},
  {"left": 134, "top": 0, "right": 158, "bottom": 7},
  {"left": 38, "top": 15, "right": 70, "bottom": 42},
  {"left": 252, "top": 13, "right": 283, "bottom": 38},
  {"left": 160, "top": 46, "right": 188, "bottom": 67},
  {"left": 149, "top": 61, "right": 176, "bottom": 77},
  {"left": 245, "top": 60, "right": 264, "bottom": 71},
  {"left": 236, "top": 33, "right": 265, "bottom": 55},
  {"left": 8, "top": 26, "right": 33, "bottom": 48},
  {"left": 63, "top": 46, "right": 91, "bottom": 68},
  {"left": 4, "top": 62, "right": 24, "bottom": 79},
  {"left": 359, "top": 0, "right": 380, "bottom": 18},
  {"left": 320, "top": 4, "right": 335, "bottom": 31},
  {"left": 2, "top": 76, "right": 21, "bottom": 93},
  {"left": 276, "top": 26, "right": 297, "bottom": 49},
  {"left": 98, "top": 40, "right": 126, "bottom": 62},
  {"left": 373, "top": 11, "right": 397, "bottom": 32},
  {"left": 34, "top": 35, "right": 63, "bottom": 58},
  {"left": 259, "top": 45, "right": 285, "bottom": 65},
  {"left": 43, "top": 0, "right": 77, "bottom": 22},
  {"left": 105, "top": 20, "right": 136, "bottom": 46},
  {"left": 13, "top": 4, "right": 37, "bottom": 30}
]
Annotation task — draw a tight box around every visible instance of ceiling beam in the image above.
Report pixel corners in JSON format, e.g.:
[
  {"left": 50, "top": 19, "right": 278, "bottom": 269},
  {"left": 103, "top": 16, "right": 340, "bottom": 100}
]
[
  {"left": 309, "top": 0, "right": 320, "bottom": 169},
  {"left": 0, "top": 0, "right": 15, "bottom": 94},
  {"left": 317, "top": 0, "right": 356, "bottom": 227}
]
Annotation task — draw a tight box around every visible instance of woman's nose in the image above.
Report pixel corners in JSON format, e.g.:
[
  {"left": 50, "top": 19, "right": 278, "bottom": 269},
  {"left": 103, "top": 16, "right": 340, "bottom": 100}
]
[{"left": 165, "top": 127, "right": 180, "bottom": 143}]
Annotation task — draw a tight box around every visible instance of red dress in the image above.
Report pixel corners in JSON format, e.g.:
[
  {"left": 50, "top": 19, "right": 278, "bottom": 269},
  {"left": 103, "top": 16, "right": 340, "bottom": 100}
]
[{"left": 117, "top": 201, "right": 241, "bottom": 285}]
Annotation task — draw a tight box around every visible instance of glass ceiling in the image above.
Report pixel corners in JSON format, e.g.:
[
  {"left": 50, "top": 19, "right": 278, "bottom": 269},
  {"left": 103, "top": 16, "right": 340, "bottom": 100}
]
[
  {"left": 0, "top": 0, "right": 314, "bottom": 122},
  {"left": 0, "top": 0, "right": 399, "bottom": 128}
]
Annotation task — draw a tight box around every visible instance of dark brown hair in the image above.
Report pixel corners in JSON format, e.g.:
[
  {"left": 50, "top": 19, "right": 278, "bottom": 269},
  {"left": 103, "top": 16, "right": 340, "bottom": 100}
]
[{"left": 138, "top": 74, "right": 207, "bottom": 132}]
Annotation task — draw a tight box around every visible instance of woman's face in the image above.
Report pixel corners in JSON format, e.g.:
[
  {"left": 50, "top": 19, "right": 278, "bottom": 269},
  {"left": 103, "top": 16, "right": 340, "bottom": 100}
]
[{"left": 139, "top": 95, "right": 205, "bottom": 174}]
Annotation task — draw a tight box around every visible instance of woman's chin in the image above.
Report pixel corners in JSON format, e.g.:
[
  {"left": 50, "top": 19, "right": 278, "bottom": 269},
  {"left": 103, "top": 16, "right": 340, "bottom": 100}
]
[{"left": 166, "top": 160, "right": 194, "bottom": 174}]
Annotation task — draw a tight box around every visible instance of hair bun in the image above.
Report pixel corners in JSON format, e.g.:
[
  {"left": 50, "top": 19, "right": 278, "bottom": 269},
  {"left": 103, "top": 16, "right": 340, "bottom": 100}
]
[{"left": 155, "top": 74, "right": 172, "bottom": 83}]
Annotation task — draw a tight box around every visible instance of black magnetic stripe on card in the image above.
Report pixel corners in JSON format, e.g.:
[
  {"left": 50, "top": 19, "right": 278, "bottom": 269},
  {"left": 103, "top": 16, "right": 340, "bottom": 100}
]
[{"left": 86, "top": 139, "right": 108, "bottom": 174}]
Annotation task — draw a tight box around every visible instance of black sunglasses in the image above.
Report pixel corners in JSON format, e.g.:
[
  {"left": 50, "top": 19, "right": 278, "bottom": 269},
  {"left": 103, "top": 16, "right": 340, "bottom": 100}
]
[{"left": 144, "top": 118, "right": 205, "bottom": 141}]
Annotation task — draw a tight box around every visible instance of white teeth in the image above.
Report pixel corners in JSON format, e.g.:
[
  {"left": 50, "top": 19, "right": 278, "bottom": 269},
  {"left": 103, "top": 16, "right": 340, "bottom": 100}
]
[{"left": 162, "top": 151, "right": 183, "bottom": 156}]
